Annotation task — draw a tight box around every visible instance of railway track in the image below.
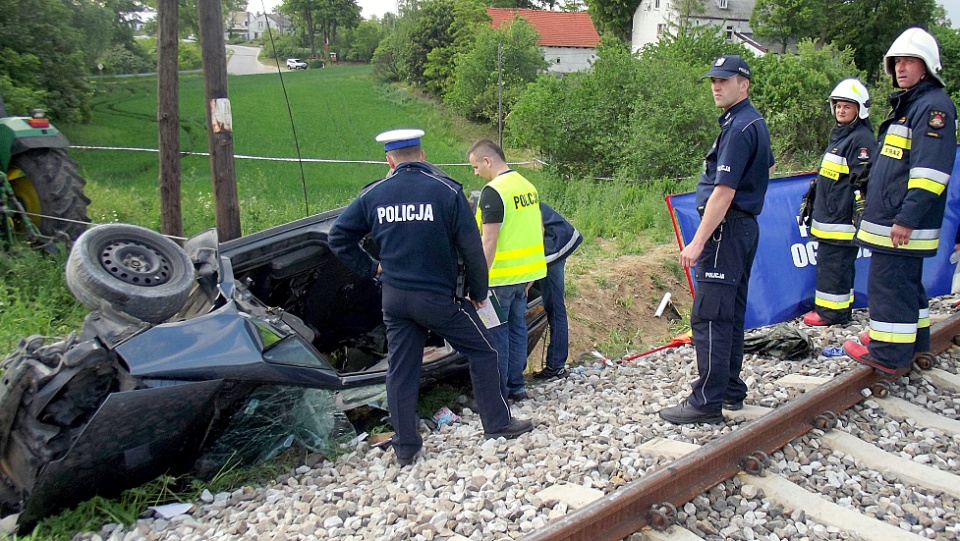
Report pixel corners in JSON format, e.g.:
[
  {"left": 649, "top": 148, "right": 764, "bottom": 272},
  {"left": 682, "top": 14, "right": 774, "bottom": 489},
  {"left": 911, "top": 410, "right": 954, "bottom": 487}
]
[{"left": 522, "top": 311, "right": 960, "bottom": 541}]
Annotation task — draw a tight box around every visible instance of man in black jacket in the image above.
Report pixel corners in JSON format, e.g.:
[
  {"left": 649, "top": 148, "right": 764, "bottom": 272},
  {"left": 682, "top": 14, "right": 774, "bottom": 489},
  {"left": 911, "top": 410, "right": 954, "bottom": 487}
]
[{"left": 328, "top": 129, "right": 533, "bottom": 466}]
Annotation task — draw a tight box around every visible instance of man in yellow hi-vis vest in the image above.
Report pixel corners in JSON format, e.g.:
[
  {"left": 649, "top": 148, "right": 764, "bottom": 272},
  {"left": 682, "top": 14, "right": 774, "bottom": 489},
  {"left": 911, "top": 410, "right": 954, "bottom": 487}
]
[{"left": 468, "top": 139, "right": 547, "bottom": 401}]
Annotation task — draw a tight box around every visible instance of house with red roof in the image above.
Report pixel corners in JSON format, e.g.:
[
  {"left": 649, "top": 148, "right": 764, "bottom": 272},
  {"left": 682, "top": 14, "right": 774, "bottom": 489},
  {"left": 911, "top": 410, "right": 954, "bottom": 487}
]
[{"left": 487, "top": 8, "right": 601, "bottom": 73}]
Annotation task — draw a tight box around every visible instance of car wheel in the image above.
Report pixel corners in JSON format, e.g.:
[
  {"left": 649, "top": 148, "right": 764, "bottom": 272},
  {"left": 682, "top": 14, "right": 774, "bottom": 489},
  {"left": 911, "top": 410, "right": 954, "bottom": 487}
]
[
  {"left": 66, "top": 223, "right": 194, "bottom": 323},
  {"left": 0, "top": 335, "right": 122, "bottom": 520}
]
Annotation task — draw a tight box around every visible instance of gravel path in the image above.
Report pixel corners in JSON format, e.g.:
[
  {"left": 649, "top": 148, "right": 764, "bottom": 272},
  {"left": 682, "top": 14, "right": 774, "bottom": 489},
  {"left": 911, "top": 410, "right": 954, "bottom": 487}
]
[{"left": 76, "top": 294, "right": 960, "bottom": 541}]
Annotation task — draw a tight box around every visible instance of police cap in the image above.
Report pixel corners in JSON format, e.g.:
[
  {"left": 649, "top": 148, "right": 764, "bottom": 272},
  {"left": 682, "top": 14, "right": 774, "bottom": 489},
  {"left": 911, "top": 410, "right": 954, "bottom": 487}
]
[
  {"left": 702, "top": 55, "right": 751, "bottom": 80},
  {"left": 376, "top": 128, "right": 425, "bottom": 151}
]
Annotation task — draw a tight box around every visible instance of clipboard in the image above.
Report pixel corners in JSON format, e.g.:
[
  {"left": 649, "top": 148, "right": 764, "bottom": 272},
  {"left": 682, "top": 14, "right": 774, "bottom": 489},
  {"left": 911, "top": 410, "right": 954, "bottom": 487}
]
[{"left": 475, "top": 291, "right": 506, "bottom": 328}]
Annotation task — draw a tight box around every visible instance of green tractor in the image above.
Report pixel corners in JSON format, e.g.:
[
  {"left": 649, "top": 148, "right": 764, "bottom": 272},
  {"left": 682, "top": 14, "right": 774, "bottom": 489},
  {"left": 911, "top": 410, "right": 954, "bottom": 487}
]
[{"left": 0, "top": 92, "right": 90, "bottom": 246}]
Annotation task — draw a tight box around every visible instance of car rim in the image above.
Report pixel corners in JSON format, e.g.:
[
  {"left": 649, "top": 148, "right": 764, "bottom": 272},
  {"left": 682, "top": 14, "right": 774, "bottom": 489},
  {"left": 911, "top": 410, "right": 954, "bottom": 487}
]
[{"left": 99, "top": 239, "right": 174, "bottom": 286}]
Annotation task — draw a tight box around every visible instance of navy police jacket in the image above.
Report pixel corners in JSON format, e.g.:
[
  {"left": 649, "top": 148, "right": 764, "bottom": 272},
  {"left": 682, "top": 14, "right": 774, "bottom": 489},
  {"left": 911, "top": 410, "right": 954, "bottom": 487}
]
[
  {"left": 541, "top": 203, "right": 582, "bottom": 266},
  {"left": 695, "top": 99, "right": 774, "bottom": 216},
  {"left": 810, "top": 118, "right": 874, "bottom": 245},
  {"left": 328, "top": 161, "right": 489, "bottom": 301},
  {"left": 857, "top": 80, "right": 957, "bottom": 258}
]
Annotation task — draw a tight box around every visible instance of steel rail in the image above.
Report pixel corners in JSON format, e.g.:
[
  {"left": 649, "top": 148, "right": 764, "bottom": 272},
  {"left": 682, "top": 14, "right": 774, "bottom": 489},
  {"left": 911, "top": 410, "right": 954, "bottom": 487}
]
[{"left": 521, "top": 314, "right": 960, "bottom": 541}]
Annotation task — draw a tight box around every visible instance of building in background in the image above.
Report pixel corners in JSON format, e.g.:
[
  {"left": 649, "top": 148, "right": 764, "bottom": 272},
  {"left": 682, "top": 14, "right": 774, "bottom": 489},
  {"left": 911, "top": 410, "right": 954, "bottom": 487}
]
[
  {"left": 487, "top": 8, "right": 600, "bottom": 74},
  {"left": 631, "top": 0, "right": 767, "bottom": 56}
]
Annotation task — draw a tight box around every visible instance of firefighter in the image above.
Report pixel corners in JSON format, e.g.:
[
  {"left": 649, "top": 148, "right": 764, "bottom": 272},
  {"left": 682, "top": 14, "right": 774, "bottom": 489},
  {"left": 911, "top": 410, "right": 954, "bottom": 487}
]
[
  {"left": 843, "top": 28, "right": 957, "bottom": 373},
  {"left": 800, "top": 79, "right": 874, "bottom": 326}
]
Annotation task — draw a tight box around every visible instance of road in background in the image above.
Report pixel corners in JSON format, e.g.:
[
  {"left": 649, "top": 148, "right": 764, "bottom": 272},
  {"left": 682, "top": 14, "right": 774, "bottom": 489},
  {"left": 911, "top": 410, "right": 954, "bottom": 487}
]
[{"left": 226, "top": 44, "right": 283, "bottom": 75}]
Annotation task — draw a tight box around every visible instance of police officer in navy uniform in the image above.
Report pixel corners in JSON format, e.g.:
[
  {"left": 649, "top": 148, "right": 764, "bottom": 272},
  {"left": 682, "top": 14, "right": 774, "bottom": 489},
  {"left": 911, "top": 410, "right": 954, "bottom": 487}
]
[
  {"left": 843, "top": 28, "right": 957, "bottom": 373},
  {"left": 800, "top": 79, "right": 874, "bottom": 327},
  {"left": 660, "top": 55, "right": 774, "bottom": 425},
  {"left": 533, "top": 203, "right": 582, "bottom": 379},
  {"left": 328, "top": 129, "right": 533, "bottom": 466}
]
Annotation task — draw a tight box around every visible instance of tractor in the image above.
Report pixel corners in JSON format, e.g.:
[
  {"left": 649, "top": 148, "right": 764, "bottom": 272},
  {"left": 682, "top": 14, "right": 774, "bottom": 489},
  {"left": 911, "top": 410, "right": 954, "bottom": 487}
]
[{"left": 0, "top": 92, "right": 90, "bottom": 247}]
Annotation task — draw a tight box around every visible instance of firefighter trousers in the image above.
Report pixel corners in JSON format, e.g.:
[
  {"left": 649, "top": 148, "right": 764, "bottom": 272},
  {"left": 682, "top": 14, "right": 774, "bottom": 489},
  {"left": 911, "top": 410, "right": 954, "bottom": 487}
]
[
  {"left": 813, "top": 242, "right": 858, "bottom": 324},
  {"left": 866, "top": 252, "right": 930, "bottom": 368}
]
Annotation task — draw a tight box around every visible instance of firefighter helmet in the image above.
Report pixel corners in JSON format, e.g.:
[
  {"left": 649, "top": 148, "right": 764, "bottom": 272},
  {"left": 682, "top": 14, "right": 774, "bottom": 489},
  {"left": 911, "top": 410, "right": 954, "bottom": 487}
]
[
  {"left": 830, "top": 78, "right": 870, "bottom": 119},
  {"left": 884, "top": 27, "right": 945, "bottom": 87}
]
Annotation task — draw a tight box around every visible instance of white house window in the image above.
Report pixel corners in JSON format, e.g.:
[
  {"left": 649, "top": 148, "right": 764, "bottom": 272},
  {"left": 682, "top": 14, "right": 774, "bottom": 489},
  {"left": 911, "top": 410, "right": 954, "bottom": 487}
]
[
  {"left": 716, "top": 0, "right": 728, "bottom": 8},
  {"left": 655, "top": 0, "right": 660, "bottom": 9},
  {"left": 726, "top": 25, "right": 733, "bottom": 40},
  {"left": 657, "top": 23, "right": 667, "bottom": 37}
]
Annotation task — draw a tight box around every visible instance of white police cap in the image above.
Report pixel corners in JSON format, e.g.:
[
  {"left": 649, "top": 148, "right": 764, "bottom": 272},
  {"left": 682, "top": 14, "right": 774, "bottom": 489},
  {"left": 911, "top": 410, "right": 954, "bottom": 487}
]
[{"left": 375, "top": 128, "right": 425, "bottom": 151}]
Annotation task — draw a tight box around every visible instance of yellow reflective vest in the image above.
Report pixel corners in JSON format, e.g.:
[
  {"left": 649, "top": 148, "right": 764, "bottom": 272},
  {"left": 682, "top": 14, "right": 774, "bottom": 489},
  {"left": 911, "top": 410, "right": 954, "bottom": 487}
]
[{"left": 477, "top": 171, "right": 546, "bottom": 286}]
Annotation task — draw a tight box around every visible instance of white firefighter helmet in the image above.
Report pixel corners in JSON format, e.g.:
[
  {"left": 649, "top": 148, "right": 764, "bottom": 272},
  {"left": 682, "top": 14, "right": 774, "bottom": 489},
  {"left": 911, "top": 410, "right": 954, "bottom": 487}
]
[
  {"left": 884, "top": 27, "right": 945, "bottom": 87},
  {"left": 830, "top": 78, "right": 870, "bottom": 119}
]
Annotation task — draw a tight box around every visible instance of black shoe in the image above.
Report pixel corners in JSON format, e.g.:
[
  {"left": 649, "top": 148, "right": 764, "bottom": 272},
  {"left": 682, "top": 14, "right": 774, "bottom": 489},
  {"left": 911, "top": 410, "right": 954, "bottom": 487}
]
[
  {"left": 508, "top": 390, "right": 533, "bottom": 402},
  {"left": 484, "top": 418, "right": 534, "bottom": 439},
  {"left": 722, "top": 399, "right": 744, "bottom": 411},
  {"left": 659, "top": 402, "right": 724, "bottom": 425},
  {"left": 533, "top": 366, "right": 569, "bottom": 380}
]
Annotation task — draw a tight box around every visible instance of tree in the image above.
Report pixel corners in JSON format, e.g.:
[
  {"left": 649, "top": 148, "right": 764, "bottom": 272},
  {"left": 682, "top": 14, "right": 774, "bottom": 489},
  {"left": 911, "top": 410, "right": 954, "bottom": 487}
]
[
  {"left": 423, "top": 0, "right": 489, "bottom": 97},
  {"left": 335, "top": 17, "right": 382, "bottom": 62},
  {"left": 749, "top": 0, "right": 817, "bottom": 53},
  {"left": 583, "top": 0, "right": 640, "bottom": 42},
  {"left": 0, "top": 0, "right": 91, "bottom": 121},
  {"left": 406, "top": 0, "right": 456, "bottom": 84},
  {"left": 282, "top": 0, "right": 361, "bottom": 58},
  {"left": 446, "top": 17, "right": 546, "bottom": 123}
]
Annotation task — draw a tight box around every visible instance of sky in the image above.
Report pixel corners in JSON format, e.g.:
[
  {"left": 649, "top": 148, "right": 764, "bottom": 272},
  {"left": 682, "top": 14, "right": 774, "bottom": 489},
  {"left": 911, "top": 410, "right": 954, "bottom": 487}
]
[
  {"left": 246, "top": 0, "right": 398, "bottom": 19},
  {"left": 941, "top": 0, "right": 960, "bottom": 27}
]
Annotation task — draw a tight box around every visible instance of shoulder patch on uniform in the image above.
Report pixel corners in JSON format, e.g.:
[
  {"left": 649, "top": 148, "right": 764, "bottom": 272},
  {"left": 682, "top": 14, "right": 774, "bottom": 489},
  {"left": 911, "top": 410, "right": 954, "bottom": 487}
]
[
  {"left": 929, "top": 111, "right": 946, "bottom": 129},
  {"left": 857, "top": 147, "right": 869, "bottom": 160},
  {"left": 925, "top": 131, "right": 942, "bottom": 138},
  {"left": 898, "top": 116, "right": 907, "bottom": 123}
]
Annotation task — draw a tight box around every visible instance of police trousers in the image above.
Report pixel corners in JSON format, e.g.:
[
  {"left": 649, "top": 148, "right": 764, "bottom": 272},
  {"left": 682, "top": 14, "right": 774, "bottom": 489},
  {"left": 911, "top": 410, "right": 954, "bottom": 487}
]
[
  {"left": 688, "top": 215, "right": 758, "bottom": 414},
  {"left": 866, "top": 252, "right": 930, "bottom": 368},
  {"left": 381, "top": 285, "right": 511, "bottom": 460},
  {"left": 813, "top": 242, "right": 858, "bottom": 324}
]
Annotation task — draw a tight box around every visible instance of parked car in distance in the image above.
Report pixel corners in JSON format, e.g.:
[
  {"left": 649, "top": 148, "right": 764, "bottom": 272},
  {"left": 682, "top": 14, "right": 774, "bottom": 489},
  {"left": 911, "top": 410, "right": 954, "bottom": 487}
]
[
  {"left": 0, "top": 207, "right": 548, "bottom": 530},
  {"left": 285, "top": 58, "right": 307, "bottom": 70}
]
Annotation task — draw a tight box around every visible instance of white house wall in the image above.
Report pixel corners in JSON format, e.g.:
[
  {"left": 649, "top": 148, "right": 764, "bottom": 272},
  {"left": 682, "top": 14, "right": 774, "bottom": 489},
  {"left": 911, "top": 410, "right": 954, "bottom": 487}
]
[
  {"left": 543, "top": 46, "right": 596, "bottom": 73},
  {"left": 631, "top": 0, "right": 756, "bottom": 53}
]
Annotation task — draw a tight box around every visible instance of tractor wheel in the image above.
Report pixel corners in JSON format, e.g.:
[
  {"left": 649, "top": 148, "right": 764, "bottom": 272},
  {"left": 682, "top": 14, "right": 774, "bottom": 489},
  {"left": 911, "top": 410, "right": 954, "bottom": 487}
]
[
  {"left": 7, "top": 148, "right": 91, "bottom": 243},
  {"left": 66, "top": 224, "right": 194, "bottom": 323}
]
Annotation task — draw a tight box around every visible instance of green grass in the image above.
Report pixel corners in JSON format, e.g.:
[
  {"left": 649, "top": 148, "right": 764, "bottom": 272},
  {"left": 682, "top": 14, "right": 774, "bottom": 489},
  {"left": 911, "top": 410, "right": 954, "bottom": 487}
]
[{"left": 1, "top": 63, "right": 691, "bottom": 540}]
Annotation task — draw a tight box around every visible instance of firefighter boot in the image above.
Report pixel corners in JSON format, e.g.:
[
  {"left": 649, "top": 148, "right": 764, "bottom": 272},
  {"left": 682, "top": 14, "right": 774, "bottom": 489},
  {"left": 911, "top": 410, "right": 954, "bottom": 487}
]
[{"left": 843, "top": 340, "right": 895, "bottom": 374}]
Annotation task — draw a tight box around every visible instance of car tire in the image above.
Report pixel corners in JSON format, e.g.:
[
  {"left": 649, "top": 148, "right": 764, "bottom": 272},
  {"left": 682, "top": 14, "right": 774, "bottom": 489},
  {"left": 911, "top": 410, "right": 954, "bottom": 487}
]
[
  {"left": 66, "top": 223, "right": 194, "bottom": 323},
  {"left": 0, "top": 334, "right": 121, "bottom": 519}
]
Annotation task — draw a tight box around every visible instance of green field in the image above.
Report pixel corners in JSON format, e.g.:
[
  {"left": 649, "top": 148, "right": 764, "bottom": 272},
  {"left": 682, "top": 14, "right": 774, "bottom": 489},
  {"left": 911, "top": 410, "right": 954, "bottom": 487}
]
[{"left": 64, "top": 65, "right": 506, "bottom": 235}]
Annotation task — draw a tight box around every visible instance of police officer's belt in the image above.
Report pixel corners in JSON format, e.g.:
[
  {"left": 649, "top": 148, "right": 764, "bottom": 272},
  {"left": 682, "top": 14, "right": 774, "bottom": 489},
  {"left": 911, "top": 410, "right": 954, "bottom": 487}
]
[{"left": 697, "top": 207, "right": 754, "bottom": 220}]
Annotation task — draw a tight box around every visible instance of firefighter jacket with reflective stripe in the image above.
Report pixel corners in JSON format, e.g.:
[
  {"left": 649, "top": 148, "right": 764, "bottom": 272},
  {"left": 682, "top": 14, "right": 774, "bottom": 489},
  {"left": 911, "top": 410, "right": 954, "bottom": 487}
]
[
  {"left": 810, "top": 119, "right": 874, "bottom": 244},
  {"left": 857, "top": 80, "right": 957, "bottom": 257},
  {"left": 480, "top": 171, "right": 547, "bottom": 286}
]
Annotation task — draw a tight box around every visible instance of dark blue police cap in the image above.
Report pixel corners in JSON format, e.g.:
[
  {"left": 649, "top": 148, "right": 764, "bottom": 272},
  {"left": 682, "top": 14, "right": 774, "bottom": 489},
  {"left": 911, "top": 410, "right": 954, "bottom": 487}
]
[{"left": 702, "top": 55, "right": 751, "bottom": 80}]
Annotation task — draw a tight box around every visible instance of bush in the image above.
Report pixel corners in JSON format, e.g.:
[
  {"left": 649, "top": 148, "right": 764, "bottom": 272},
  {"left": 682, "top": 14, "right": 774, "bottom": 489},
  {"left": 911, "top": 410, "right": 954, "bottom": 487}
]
[
  {"left": 98, "top": 43, "right": 153, "bottom": 75},
  {"left": 750, "top": 40, "right": 862, "bottom": 170},
  {"left": 445, "top": 18, "right": 546, "bottom": 122}
]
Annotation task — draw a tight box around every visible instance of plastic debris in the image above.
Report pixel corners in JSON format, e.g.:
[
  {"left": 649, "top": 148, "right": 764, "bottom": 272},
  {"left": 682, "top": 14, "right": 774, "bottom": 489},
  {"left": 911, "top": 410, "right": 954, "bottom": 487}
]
[
  {"left": 432, "top": 406, "right": 460, "bottom": 428},
  {"left": 591, "top": 350, "right": 615, "bottom": 368},
  {"left": 820, "top": 345, "right": 846, "bottom": 357}
]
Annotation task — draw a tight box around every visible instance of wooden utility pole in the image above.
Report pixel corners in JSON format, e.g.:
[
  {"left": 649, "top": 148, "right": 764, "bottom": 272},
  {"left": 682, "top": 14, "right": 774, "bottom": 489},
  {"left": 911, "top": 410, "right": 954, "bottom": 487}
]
[
  {"left": 197, "top": 0, "right": 241, "bottom": 241},
  {"left": 157, "top": 0, "right": 182, "bottom": 239}
]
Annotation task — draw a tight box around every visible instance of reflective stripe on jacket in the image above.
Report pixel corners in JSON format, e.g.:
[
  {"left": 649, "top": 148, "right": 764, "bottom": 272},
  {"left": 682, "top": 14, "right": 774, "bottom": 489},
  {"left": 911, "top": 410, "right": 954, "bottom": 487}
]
[{"left": 856, "top": 81, "right": 957, "bottom": 257}]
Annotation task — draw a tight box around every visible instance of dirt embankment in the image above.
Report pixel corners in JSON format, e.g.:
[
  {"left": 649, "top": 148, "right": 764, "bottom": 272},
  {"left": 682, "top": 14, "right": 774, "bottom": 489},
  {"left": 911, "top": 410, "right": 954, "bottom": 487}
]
[{"left": 527, "top": 243, "right": 694, "bottom": 370}]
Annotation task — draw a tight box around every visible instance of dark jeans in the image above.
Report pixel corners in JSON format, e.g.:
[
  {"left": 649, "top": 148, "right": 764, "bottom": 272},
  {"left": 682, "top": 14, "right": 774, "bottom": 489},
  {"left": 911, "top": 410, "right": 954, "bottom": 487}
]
[
  {"left": 539, "top": 260, "right": 569, "bottom": 370},
  {"left": 491, "top": 283, "right": 529, "bottom": 396}
]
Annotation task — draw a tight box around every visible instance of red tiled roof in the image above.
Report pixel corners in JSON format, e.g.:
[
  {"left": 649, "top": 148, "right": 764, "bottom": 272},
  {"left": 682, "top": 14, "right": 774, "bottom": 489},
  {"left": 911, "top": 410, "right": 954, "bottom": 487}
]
[{"left": 487, "top": 8, "right": 600, "bottom": 48}]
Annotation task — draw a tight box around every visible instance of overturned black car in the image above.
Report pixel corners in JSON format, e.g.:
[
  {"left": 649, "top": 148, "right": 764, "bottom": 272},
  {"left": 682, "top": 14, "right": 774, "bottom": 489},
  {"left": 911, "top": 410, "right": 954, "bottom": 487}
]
[{"left": 0, "top": 209, "right": 547, "bottom": 528}]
